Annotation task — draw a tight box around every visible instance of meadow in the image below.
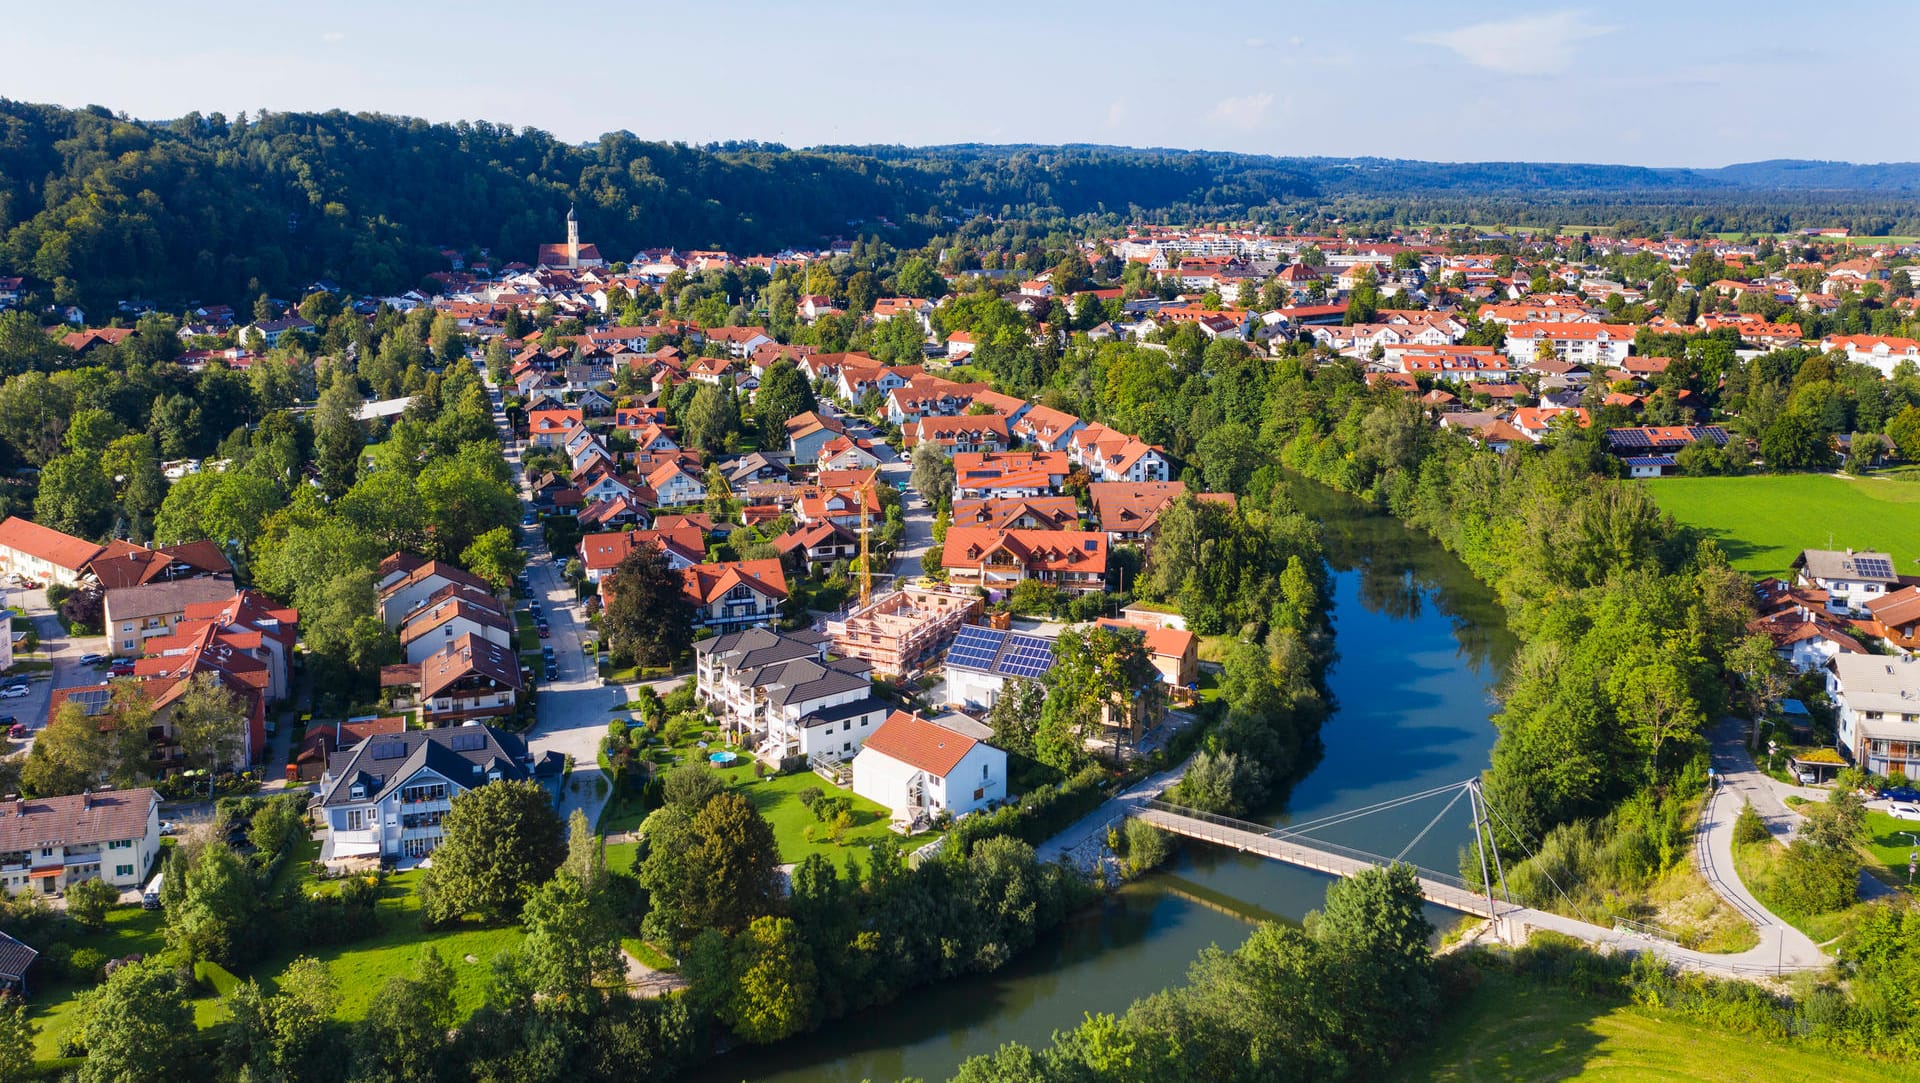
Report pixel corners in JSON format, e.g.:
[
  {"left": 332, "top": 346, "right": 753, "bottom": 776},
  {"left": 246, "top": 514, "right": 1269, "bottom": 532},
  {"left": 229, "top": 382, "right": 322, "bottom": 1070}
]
[{"left": 1644, "top": 473, "right": 1920, "bottom": 576}]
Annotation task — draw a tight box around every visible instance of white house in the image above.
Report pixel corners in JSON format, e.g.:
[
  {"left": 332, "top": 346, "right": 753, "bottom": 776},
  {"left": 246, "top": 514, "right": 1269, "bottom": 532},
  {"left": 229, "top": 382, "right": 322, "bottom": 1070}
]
[
  {"left": 1792, "top": 549, "right": 1899, "bottom": 618},
  {"left": 1826, "top": 653, "right": 1920, "bottom": 780},
  {"left": 315, "top": 725, "right": 560, "bottom": 862},
  {"left": 0, "top": 789, "right": 160, "bottom": 898},
  {"left": 943, "top": 625, "right": 1055, "bottom": 710},
  {"left": 1501, "top": 322, "right": 1635, "bottom": 367},
  {"left": 852, "top": 711, "right": 1007, "bottom": 822}
]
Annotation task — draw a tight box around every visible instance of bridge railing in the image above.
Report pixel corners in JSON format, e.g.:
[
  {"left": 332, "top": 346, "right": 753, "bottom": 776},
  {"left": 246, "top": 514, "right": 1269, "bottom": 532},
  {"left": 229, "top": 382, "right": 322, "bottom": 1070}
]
[{"left": 1137, "top": 799, "right": 1478, "bottom": 894}]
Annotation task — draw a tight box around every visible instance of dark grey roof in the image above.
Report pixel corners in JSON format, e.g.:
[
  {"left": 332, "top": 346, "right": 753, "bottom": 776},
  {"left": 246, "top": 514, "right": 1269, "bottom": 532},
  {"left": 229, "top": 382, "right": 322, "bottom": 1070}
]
[
  {"left": 318, "top": 724, "right": 535, "bottom": 808},
  {"left": 0, "top": 930, "right": 37, "bottom": 981},
  {"left": 763, "top": 657, "right": 872, "bottom": 709},
  {"left": 796, "top": 695, "right": 890, "bottom": 730},
  {"left": 694, "top": 626, "right": 825, "bottom": 666}
]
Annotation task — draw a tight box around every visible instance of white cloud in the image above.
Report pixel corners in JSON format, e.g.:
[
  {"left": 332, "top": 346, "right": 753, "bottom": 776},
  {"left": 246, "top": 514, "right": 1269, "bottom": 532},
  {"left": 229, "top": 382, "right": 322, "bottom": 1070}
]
[
  {"left": 1412, "top": 10, "right": 1613, "bottom": 76},
  {"left": 1244, "top": 37, "right": 1268, "bottom": 49},
  {"left": 1106, "top": 99, "right": 1127, "bottom": 128},
  {"left": 321, "top": 31, "right": 346, "bottom": 44},
  {"left": 1208, "top": 91, "right": 1275, "bottom": 130}
]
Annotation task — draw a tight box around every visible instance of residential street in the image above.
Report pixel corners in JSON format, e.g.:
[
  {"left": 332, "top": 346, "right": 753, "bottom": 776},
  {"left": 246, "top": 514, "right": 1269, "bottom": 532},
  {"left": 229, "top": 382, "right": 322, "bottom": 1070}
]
[
  {"left": 483, "top": 358, "right": 621, "bottom": 831},
  {"left": 2, "top": 584, "right": 110, "bottom": 758}
]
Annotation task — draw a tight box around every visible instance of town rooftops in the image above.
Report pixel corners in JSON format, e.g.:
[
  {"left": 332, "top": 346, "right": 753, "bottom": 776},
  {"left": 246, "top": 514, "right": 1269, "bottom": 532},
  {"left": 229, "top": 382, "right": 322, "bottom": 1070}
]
[
  {"left": 103, "top": 575, "right": 237, "bottom": 621},
  {"left": 684, "top": 559, "right": 788, "bottom": 604},
  {"left": 0, "top": 788, "right": 157, "bottom": 852},
  {"left": 416, "top": 634, "right": 523, "bottom": 700},
  {"left": 1826, "top": 653, "right": 1920, "bottom": 713},
  {"left": 862, "top": 710, "right": 982, "bottom": 777}
]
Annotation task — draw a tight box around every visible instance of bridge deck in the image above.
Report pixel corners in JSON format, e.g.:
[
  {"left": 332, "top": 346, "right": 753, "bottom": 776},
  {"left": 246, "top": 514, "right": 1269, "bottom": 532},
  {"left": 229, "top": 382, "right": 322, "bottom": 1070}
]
[
  {"left": 1131, "top": 802, "right": 1827, "bottom": 978},
  {"left": 1134, "top": 807, "right": 1496, "bottom": 916}
]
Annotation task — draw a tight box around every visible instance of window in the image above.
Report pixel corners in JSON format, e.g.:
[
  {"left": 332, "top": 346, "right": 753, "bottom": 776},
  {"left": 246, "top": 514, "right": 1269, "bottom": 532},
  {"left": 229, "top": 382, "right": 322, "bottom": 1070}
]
[
  {"left": 108, "top": 839, "right": 130, "bottom": 850},
  {"left": 116, "top": 864, "right": 133, "bottom": 878},
  {"left": 122, "top": 640, "right": 135, "bottom": 651},
  {"left": 842, "top": 741, "right": 852, "bottom": 752},
  {"left": 344, "top": 809, "right": 366, "bottom": 831},
  {"left": 982, "top": 763, "right": 990, "bottom": 779},
  {"left": 842, "top": 720, "right": 851, "bottom": 732},
  {"left": 973, "top": 789, "right": 984, "bottom": 801}
]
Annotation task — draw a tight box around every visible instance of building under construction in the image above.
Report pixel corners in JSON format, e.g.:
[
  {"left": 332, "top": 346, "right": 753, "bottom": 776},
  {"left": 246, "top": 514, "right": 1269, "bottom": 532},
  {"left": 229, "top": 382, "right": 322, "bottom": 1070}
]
[{"left": 823, "top": 584, "right": 983, "bottom": 679}]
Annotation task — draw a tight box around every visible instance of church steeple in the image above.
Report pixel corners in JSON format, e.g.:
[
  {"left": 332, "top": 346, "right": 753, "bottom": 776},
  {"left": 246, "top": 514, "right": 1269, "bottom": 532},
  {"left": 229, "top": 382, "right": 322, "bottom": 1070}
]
[{"left": 566, "top": 204, "right": 580, "bottom": 268}]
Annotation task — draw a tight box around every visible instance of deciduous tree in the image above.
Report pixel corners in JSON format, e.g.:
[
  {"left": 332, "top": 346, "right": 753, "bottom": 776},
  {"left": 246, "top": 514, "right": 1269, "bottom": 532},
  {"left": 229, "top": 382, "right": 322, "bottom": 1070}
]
[{"left": 420, "top": 779, "right": 565, "bottom": 924}]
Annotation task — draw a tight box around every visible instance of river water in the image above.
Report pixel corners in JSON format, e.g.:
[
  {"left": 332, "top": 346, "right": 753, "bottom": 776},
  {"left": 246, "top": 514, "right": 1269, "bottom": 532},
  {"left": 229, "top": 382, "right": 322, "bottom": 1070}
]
[{"left": 697, "top": 478, "right": 1517, "bottom": 1083}]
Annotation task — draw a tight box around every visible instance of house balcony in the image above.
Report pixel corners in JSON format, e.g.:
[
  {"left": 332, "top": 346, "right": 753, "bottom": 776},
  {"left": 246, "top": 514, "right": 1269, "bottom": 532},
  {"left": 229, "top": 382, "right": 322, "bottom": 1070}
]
[
  {"left": 399, "top": 798, "right": 451, "bottom": 813},
  {"left": 399, "top": 826, "right": 445, "bottom": 844}
]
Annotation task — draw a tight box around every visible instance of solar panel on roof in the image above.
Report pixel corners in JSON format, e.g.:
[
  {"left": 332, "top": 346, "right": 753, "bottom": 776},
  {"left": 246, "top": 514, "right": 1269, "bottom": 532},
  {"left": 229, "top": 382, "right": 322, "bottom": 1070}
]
[
  {"left": 449, "top": 731, "right": 487, "bottom": 752},
  {"left": 371, "top": 741, "right": 409, "bottom": 761},
  {"left": 69, "top": 688, "right": 112, "bottom": 715}
]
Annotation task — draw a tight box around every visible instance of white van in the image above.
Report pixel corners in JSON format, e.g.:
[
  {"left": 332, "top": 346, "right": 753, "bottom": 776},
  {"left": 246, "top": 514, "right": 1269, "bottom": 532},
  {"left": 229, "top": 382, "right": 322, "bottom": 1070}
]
[{"left": 142, "top": 872, "right": 164, "bottom": 910}]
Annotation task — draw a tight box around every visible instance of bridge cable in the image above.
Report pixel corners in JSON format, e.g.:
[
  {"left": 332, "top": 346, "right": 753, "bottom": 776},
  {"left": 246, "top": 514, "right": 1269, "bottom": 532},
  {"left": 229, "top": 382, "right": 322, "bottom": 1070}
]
[
  {"left": 1393, "top": 784, "right": 1472, "bottom": 864},
  {"left": 1266, "top": 780, "right": 1478, "bottom": 842},
  {"left": 1480, "top": 790, "right": 1591, "bottom": 924}
]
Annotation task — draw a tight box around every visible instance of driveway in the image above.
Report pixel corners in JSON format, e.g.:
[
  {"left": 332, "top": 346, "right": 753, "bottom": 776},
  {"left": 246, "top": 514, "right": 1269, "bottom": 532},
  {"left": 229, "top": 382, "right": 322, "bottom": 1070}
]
[{"left": 2, "top": 585, "right": 110, "bottom": 753}]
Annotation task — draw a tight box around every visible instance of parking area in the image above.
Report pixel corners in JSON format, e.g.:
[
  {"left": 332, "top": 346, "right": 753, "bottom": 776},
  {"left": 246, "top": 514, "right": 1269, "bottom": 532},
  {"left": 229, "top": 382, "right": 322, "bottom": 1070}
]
[{"left": 1, "top": 580, "right": 112, "bottom": 756}]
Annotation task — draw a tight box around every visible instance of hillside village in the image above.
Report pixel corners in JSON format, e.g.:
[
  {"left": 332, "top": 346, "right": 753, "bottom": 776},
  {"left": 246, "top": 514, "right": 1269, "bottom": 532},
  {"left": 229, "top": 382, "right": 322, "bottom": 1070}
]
[{"left": 12, "top": 201, "right": 1920, "bottom": 1077}]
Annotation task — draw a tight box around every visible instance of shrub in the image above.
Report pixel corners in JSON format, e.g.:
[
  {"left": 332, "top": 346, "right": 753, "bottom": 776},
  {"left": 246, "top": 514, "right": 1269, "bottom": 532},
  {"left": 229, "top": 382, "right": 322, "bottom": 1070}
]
[
  {"left": 69, "top": 947, "right": 108, "bottom": 982},
  {"left": 1732, "top": 802, "right": 1770, "bottom": 846},
  {"left": 797, "top": 786, "right": 824, "bottom": 809}
]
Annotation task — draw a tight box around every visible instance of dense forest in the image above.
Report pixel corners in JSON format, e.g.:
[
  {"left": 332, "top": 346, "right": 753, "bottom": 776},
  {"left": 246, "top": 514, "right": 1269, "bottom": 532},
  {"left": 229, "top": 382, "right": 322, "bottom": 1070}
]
[{"left": 9, "top": 99, "right": 1920, "bottom": 314}]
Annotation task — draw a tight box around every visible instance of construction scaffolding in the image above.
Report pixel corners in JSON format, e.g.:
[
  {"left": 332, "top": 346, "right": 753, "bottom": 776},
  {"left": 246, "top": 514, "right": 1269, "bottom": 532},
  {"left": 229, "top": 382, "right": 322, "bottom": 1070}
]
[{"left": 823, "top": 583, "right": 983, "bottom": 679}]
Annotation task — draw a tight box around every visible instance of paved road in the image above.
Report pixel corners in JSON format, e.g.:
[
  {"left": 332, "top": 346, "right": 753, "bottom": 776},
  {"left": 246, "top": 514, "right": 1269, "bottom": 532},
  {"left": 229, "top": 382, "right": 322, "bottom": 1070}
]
[
  {"left": 879, "top": 456, "right": 937, "bottom": 586},
  {"left": 481, "top": 358, "right": 621, "bottom": 831},
  {"left": 1709, "top": 715, "right": 1895, "bottom": 902}
]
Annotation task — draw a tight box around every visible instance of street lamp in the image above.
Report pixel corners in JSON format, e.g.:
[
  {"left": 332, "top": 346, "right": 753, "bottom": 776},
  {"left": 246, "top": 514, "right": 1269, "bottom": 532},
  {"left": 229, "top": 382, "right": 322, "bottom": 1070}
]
[{"left": 1899, "top": 831, "right": 1920, "bottom": 884}]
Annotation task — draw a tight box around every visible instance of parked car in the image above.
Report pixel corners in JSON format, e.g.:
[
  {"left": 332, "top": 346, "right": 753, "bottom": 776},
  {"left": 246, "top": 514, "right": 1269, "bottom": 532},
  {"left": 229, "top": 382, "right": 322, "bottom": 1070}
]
[
  {"left": 7, "top": 723, "right": 25, "bottom": 739},
  {"left": 78, "top": 652, "right": 108, "bottom": 666},
  {"left": 158, "top": 820, "right": 177, "bottom": 836},
  {"left": 544, "top": 665, "right": 558, "bottom": 681},
  {"left": 0, "top": 685, "right": 30, "bottom": 700},
  {"left": 109, "top": 660, "right": 135, "bottom": 676},
  {"left": 537, "top": 623, "right": 551, "bottom": 638},
  {"left": 1879, "top": 786, "right": 1920, "bottom": 803},
  {"left": 541, "top": 646, "right": 555, "bottom": 661},
  {"left": 1891, "top": 803, "right": 1920, "bottom": 821}
]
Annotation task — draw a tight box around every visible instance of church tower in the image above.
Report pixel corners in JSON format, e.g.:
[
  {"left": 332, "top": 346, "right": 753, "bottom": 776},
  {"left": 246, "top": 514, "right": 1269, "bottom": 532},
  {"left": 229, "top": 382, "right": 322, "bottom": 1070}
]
[{"left": 566, "top": 204, "right": 579, "bottom": 268}]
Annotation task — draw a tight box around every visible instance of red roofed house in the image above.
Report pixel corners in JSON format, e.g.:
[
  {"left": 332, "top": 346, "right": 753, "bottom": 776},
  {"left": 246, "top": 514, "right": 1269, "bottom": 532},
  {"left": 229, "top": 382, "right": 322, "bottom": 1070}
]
[
  {"left": 942, "top": 528, "right": 1108, "bottom": 595},
  {"left": 906, "top": 414, "right": 1011, "bottom": 456},
  {"left": 393, "top": 634, "right": 524, "bottom": 724},
  {"left": 579, "top": 527, "right": 703, "bottom": 585},
  {"left": 1095, "top": 618, "right": 1200, "bottom": 688},
  {"left": 0, "top": 516, "right": 104, "bottom": 587},
  {"left": 528, "top": 407, "right": 585, "bottom": 448},
  {"left": 851, "top": 710, "right": 1006, "bottom": 821},
  {"left": 679, "top": 559, "right": 789, "bottom": 631}
]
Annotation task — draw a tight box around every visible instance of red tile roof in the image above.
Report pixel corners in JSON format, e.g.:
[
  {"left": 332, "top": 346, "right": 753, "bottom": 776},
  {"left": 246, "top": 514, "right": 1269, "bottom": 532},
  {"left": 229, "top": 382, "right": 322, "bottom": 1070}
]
[
  {"left": 0, "top": 516, "right": 103, "bottom": 573},
  {"left": 861, "top": 710, "right": 979, "bottom": 777}
]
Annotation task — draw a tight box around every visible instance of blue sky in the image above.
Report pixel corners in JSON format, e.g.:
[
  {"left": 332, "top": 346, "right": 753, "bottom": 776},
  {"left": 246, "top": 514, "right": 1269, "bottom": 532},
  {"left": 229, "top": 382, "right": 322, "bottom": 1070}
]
[{"left": 10, "top": 2, "right": 1913, "bottom": 167}]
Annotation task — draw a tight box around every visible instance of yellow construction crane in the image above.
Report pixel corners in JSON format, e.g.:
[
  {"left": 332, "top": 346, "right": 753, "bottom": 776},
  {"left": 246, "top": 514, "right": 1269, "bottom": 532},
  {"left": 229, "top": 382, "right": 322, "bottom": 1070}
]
[{"left": 858, "top": 476, "right": 873, "bottom": 607}]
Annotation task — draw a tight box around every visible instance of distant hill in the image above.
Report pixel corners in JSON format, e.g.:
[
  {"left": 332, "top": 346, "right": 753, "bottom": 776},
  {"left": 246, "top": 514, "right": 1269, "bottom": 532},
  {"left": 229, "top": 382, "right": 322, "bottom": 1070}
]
[{"left": 3, "top": 99, "right": 1919, "bottom": 311}]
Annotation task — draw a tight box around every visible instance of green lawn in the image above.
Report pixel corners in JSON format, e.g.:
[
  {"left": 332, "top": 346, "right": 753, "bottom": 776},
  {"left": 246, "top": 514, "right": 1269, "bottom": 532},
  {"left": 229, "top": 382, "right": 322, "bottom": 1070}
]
[
  {"left": 1861, "top": 809, "right": 1920, "bottom": 888},
  {"left": 1644, "top": 474, "right": 1920, "bottom": 576},
  {"left": 732, "top": 766, "right": 933, "bottom": 868},
  {"left": 30, "top": 867, "right": 523, "bottom": 1063},
  {"left": 1384, "top": 969, "right": 1912, "bottom": 1082}
]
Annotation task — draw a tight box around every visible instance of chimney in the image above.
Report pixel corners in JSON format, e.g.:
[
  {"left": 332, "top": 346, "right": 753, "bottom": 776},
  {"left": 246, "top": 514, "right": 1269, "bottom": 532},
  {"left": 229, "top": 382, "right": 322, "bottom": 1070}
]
[
  {"left": 81, "top": 788, "right": 92, "bottom": 809},
  {"left": 11, "top": 797, "right": 22, "bottom": 816}
]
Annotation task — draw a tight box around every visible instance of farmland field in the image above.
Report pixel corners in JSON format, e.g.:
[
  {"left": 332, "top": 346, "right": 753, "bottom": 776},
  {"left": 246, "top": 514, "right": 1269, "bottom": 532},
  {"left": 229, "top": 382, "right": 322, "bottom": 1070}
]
[{"left": 1643, "top": 474, "right": 1920, "bottom": 576}]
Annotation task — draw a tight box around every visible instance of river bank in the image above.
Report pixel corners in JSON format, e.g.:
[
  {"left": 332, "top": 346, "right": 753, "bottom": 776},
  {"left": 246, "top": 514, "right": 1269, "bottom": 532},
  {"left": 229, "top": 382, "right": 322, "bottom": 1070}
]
[{"left": 690, "top": 476, "right": 1517, "bottom": 1083}]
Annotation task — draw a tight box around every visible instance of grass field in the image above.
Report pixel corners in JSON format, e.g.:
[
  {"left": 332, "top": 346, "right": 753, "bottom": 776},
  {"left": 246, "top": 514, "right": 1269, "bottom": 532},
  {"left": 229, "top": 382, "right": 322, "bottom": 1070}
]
[
  {"left": 1644, "top": 473, "right": 1920, "bottom": 576},
  {"left": 737, "top": 767, "right": 934, "bottom": 868},
  {"left": 30, "top": 866, "right": 524, "bottom": 1062},
  {"left": 1385, "top": 969, "right": 1915, "bottom": 1082}
]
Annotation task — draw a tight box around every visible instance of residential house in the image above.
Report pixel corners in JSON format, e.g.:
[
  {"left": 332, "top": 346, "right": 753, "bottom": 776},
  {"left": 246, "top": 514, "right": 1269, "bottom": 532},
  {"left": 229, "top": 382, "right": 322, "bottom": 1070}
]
[
  {"left": 316, "top": 725, "right": 559, "bottom": 861},
  {"left": 1086, "top": 482, "right": 1221, "bottom": 544},
  {"left": 720, "top": 452, "right": 792, "bottom": 490},
  {"left": 1070, "top": 425, "right": 1172, "bottom": 483},
  {"left": 905, "top": 414, "right": 1011, "bottom": 455},
  {"left": 1826, "top": 653, "right": 1920, "bottom": 779},
  {"left": 692, "top": 627, "right": 889, "bottom": 762},
  {"left": 103, "top": 576, "right": 240, "bottom": 657},
  {"left": 1501, "top": 322, "right": 1636, "bottom": 367},
  {"left": 678, "top": 560, "right": 789, "bottom": 631},
  {"left": 1819, "top": 334, "right": 1920, "bottom": 378},
  {"left": 644, "top": 460, "right": 707, "bottom": 507},
  {"left": 1792, "top": 549, "right": 1900, "bottom": 618},
  {"left": 1011, "top": 404, "right": 1084, "bottom": 451},
  {"left": 0, "top": 516, "right": 104, "bottom": 587},
  {"left": 1095, "top": 618, "right": 1200, "bottom": 688},
  {"left": 949, "top": 496, "right": 1081, "bottom": 533},
  {"left": 942, "top": 528, "right": 1108, "bottom": 595},
  {"left": 852, "top": 711, "right": 1007, "bottom": 822},
  {"left": 1868, "top": 586, "right": 1920, "bottom": 652},
  {"left": 704, "top": 326, "right": 774, "bottom": 358},
  {"left": 377, "top": 559, "right": 496, "bottom": 629},
  {"left": 785, "top": 411, "right": 848, "bottom": 464},
  {"left": 397, "top": 591, "right": 513, "bottom": 665},
  {"left": 772, "top": 520, "right": 860, "bottom": 573},
  {"left": 85, "top": 539, "right": 231, "bottom": 590},
  {"left": 237, "top": 316, "right": 316, "bottom": 347},
  {"left": 384, "top": 634, "right": 524, "bottom": 724},
  {"left": 0, "top": 789, "right": 161, "bottom": 898},
  {"left": 816, "top": 435, "right": 882, "bottom": 472},
  {"left": 579, "top": 526, "right": 703, "bottom": 585},
  {"left": 943, "top": 624, "right": 1055, "bottom": 710},
  {"left": 951, "top": 451, "right": 1070, "bottom": 499},
  {"left": 527, "top": 407, "right": 585, "bottom": 448}
]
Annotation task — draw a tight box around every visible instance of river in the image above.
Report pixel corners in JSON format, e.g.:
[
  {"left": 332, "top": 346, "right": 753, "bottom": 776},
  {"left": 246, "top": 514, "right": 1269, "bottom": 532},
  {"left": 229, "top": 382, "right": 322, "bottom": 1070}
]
[{"left": 696, "top": 477, "right": 1518, "bottom": 1083}]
